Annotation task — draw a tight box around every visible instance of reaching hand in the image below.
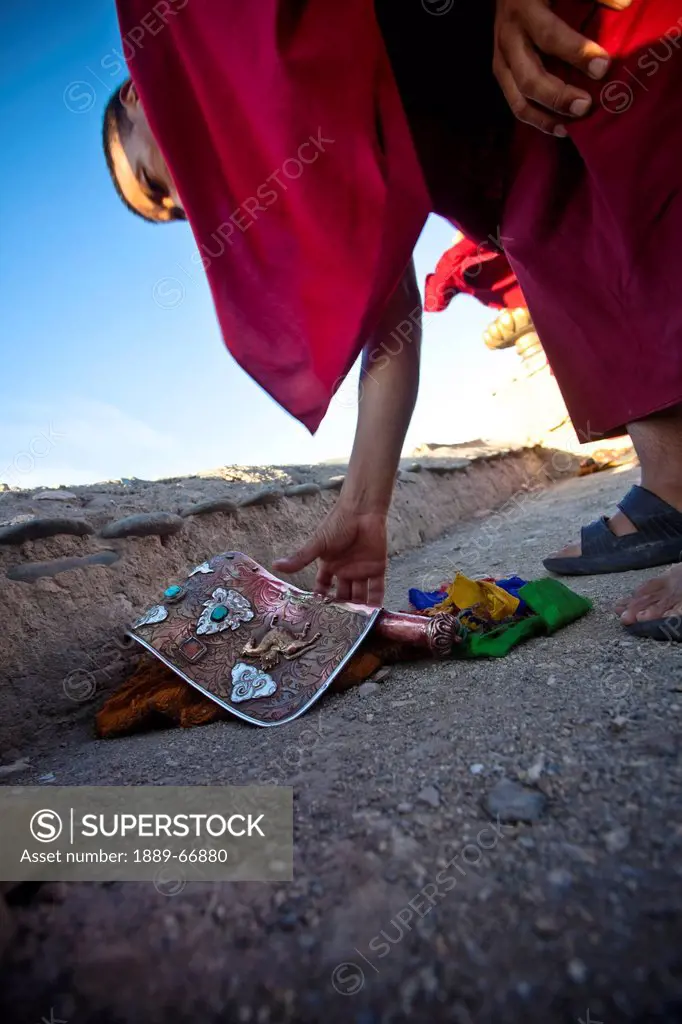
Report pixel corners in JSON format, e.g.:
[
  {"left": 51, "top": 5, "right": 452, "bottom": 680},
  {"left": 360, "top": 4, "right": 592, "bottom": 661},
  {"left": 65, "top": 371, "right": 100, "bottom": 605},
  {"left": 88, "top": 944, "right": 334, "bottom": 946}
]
[
  {"left": 494, "top": 0, "right": 631, "bottom": 136},
  {"left": 273, "top": 502, "right": 388, "bottom": 607}
]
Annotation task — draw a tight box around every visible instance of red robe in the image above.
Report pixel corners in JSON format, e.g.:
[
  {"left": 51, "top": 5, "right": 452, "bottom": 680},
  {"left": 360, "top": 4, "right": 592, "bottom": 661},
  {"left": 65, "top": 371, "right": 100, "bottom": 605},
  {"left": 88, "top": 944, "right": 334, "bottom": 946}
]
[{"left": 115, "top": 0, "right": 682, "bottom": 440}]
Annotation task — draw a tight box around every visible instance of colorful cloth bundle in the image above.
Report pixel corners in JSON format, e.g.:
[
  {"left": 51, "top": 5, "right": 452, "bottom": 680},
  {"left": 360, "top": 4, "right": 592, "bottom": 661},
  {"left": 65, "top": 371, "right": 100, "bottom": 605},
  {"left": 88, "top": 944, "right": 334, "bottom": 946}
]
[{"left": 409, "top": 572, "right": 591, "bottom": 658}]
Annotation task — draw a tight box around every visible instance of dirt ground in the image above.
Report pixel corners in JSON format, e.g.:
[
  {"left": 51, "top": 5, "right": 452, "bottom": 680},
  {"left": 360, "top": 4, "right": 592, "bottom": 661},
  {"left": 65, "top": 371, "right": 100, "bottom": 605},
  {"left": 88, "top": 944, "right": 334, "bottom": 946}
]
[{"left": 2, "top": 464, "right": 682, "bottom": 1024}]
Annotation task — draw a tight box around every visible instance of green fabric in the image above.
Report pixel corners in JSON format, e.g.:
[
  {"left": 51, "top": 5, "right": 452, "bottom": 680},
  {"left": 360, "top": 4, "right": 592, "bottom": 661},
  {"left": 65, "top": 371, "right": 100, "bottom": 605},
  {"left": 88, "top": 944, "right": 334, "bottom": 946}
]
[
  {"left": 519, "top": 577, "right": 592, "bottom": 632},
  {"left": 456, "top": 578, "right": 592, "bottom": 659}
]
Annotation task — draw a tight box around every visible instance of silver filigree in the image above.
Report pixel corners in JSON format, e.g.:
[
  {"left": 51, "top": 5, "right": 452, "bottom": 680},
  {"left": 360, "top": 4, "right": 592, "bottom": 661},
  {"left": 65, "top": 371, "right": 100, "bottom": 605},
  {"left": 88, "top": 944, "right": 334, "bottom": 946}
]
[
  {"left": 188, "top": 561, "right": 214, "bottom": 577},
  {"left": 230, "top": 662, "right": 277, "bottom": 703},
  {"left": 133, "top": 604, "right": 168, "bottom": 628},
  {"left": 196, "top": 587, "right": 254, "bottom": 635}
]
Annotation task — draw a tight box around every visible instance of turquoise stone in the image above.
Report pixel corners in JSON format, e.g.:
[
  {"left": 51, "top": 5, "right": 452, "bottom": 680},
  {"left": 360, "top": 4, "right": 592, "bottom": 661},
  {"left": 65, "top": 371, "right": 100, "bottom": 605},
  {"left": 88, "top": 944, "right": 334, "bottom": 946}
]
[
  {"left": 164, "top": 585, "right": 182, "bottom": 599},
  {"left": 210, "top": 605, "right": 229, "bottom": 622}
]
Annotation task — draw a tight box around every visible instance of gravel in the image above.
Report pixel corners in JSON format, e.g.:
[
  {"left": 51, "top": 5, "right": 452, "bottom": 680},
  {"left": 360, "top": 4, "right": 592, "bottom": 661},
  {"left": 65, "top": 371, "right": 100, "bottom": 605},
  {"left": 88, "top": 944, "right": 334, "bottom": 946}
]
[{"left": 2, "top": 466, "right": 682, "bottom": 1023}]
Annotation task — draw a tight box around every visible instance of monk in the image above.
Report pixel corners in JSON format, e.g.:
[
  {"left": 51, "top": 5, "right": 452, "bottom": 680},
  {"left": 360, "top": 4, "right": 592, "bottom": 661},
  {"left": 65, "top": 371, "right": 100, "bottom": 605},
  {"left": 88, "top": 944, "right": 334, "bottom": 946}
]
[{"left": 103, "top": 0, "right": 682, "bottom": 640}]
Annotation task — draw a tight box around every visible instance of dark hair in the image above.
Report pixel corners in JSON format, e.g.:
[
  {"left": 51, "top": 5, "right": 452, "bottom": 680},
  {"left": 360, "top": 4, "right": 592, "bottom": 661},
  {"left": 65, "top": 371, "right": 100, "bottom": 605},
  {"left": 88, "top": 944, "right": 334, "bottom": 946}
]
[{"left": 102, "top": 81, "right": 186, "bottom": 223}]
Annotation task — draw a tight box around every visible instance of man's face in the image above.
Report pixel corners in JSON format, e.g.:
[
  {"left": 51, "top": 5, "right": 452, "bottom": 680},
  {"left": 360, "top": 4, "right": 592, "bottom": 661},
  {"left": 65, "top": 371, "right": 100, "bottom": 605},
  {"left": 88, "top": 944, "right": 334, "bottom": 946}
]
[{"left": 110, "top": 80, "right": 184, "bottom": 221}]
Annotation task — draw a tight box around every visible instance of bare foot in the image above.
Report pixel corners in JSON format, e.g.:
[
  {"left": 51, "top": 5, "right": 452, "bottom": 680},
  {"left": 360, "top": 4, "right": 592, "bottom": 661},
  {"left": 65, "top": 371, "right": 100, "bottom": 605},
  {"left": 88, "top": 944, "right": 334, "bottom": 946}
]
[
  {"left": 616, "top": 563, "right": 682, "bottom": 634},
  {"left": 546, "top": 508, "right": 637, "bottom": 561}
]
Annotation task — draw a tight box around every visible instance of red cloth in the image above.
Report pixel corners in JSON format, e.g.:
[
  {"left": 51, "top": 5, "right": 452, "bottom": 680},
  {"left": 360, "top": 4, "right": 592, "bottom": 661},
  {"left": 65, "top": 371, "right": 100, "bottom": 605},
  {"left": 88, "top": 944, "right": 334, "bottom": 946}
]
[
  {"left": 503, "top": 0, "right": 682, "bottom": 438},
  {"left": 425, "top": 237, "right": 526, "bottom": 313},
  {"left": 116, "top": 0, "right": 682, "bottom": 441},
  {"left": 115, "top": 0, "right": 431, "bottom": 432}
]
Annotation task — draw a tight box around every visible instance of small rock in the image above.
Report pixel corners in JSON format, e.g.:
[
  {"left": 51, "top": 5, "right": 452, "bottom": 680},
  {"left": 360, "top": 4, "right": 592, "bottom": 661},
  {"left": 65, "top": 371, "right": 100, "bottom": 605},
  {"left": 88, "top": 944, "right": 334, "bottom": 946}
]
[
  {"left": 180, "top": 497, "right": 238, "bottom": 518},
  {"left": 417, "top": 785, "right": 441, "bottom": 809},
  {"left": 284, "top": 483, "right": 321, "bottom": 498},
  {"left": 38, "top": 773, "right": 56, "bottom": 783},
  {"left": 406, "top": 462, "right": 422, "bottom": 473},
  {"left": 547, "top": 868, "right": 573, "bottom": 888},
  {"left": 469, "top": 763, "right": 485, "bottom": 775},
  {"left": 397, "top": 802, "right": 413, "bottom": 814},
  {"left": 34, "top": 490, "right": 77, "bottom": 501},
  {"left": 100, "top": 512, "right": 184, "bottom": 539},
  {"left": 533, "top": 915, "right": 559, "bottom": 937},
  {"left": 278, "top": 910, "right": 298, "bottom": 931},
  {"left": 610, "top": 715, "right": 628, "bottom": 732},
  {"left": 371, "top": 667, "right": 392, "bottom": 683},
  {"left": 323, "top": 475, "right": 345, "bottom": 491},
  {"left": 358, "top": 682, "right": 380, "bottom": 698},
  {"left": 485, "top": 778, "right": 546, "bottom": 823},
  {"left": 526, "top": 753, "right": 545, "bottom": 784},
  {"left": 604, "top": 827, "right": 630, "bottom": 854},
  {"left": 567, "top": 958, "right": 588, "bottom": 984},
  {"left": 0, "top": 758, "right": 31, "bottom": 778},
  {"left": 239, "top": 487, "right": 284, "bottom": 508},
  {"left": 0, "top": 517, "right": 94, "bottom": 545}
]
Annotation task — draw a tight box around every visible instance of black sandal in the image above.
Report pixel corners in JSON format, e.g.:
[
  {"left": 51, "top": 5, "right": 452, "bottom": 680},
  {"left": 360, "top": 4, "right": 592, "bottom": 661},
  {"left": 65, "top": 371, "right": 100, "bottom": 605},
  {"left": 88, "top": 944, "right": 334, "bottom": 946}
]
[{"left": 544, "top": 486, "right": 682, "bottom": 576}]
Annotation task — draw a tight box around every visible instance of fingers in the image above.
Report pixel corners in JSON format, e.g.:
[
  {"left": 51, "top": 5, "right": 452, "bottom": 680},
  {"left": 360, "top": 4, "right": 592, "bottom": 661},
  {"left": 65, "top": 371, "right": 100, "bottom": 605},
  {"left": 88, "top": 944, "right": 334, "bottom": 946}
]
[
  {"left": 314, "top": 566, "right": 334, "bottom": 597},
  {"left": 367, "top": 576, "right": 385, "bottom": 608},
  {"left": 494, "top": 55, "right": 572, "bottom": 136},
  {"left": 272, "top": 536, "right": 323, "bottom": 575},
  {"left": 517, "top": 5, "right": 611, "bottom": 79},
  {"left": 495, "top": 1, "right": 613, "bottom": 134},
  {"left": 351, "top": 580, "right": 368, "bottom": 606}
]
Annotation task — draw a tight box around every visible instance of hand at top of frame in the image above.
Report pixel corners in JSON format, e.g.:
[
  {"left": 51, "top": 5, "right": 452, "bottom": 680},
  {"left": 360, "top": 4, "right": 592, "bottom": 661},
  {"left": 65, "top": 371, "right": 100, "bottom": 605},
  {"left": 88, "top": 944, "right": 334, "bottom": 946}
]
[
  {"left": 494, "top": 0, "right": 633, "bottom": 136},
  {"left": 273, "top": 501, "right": 388, "bottom": 608}
]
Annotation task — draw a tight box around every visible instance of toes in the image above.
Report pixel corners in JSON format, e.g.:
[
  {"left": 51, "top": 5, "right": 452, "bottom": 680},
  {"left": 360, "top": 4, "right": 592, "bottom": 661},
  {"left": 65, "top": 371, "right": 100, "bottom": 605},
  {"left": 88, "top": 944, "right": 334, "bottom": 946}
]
[
  {"left": 635, "top": 599, "right": 676, "bottom": 622},
  {"left": 617, "top": 579, "right": 669, "bottom": 623}
]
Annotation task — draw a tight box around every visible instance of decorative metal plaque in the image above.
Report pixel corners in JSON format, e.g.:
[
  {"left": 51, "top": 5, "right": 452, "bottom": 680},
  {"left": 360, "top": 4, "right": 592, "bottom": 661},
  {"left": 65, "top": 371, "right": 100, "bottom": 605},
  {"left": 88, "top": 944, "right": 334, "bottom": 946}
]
[{"left": 127, "top": 552, "right": 380, "bottom": 727}]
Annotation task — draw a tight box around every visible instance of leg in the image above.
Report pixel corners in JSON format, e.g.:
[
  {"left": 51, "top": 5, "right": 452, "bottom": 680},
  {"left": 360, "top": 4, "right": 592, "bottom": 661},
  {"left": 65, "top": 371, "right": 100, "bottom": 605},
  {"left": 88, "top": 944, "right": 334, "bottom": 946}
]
[{"left": 548, "top": 404, "right": 682, "bottom": 560}]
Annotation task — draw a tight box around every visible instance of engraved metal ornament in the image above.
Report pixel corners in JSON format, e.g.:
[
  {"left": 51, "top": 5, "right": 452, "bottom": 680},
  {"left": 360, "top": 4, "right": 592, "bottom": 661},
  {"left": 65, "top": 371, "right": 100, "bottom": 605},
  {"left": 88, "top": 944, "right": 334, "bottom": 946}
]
[
  {"left": 126, "top": 551, "right": 380, "bottom": 727},
  {"left": 231, "top": 662, "right": 278, "bottom": 703},
  {"left": 241, "top": 613, "right": 322, "bottom": 671},
  {"left": 196, "top": 587, "right": 254, "bottom": 635},
  {"left": 188, "top": 561, "right": 214, "bottom": 577},
  {"left": 133, "top": 604, "right": 168, "bottom": 628}
]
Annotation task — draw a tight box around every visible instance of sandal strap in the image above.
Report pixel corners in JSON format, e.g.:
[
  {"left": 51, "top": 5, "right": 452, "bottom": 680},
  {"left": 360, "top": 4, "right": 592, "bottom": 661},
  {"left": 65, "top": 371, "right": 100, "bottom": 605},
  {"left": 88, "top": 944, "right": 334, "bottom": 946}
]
[{"left": 617, "top": 485, "right": 682, "bottom": 541}]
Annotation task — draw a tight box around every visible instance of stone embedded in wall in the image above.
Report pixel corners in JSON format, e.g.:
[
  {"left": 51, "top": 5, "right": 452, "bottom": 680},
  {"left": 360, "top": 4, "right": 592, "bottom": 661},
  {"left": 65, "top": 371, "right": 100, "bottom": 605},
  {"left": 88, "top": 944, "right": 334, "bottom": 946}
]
[
  {"left": 239, "top": 487, "right": 285, "bottom": 508},
  {"left": 33, "top": 490, "right": 78, "bottom": 502},
  {"left": 323, "top": 475, "right": 345, "bottom": 491},
  {"left": 180, "top": 498, "right": 238, "bottom": 518},
  {"left": 100, "top": 512, "right": 184, "bottom": 539},
  {"left": 0, "top": 518, "right": 94, "bottom": 545},
  {"left": 284, "top": 483, "right": 321, "bottom": 498},
  {"left": 7, "top": 551, "right": 121, "bottom": 583}
]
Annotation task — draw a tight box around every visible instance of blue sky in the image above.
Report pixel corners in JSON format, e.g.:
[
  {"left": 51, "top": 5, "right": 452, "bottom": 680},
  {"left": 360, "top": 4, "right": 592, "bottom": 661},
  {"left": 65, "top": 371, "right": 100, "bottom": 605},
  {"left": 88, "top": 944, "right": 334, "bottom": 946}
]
[{"left": 0, "top": 0, "right": 517, "bottom": 488}]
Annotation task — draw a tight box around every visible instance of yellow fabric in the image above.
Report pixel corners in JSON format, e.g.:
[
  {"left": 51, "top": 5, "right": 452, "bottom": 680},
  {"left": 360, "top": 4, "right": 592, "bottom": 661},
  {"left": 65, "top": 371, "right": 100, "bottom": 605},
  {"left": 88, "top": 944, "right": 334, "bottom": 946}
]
[{"left": 430, "top": 572, "right": 519, "bottom": 622}]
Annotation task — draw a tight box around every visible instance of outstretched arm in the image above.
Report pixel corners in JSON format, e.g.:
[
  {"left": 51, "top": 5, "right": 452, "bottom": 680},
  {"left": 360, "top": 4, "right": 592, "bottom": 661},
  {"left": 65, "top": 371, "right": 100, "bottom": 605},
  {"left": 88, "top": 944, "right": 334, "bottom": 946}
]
[{"left": 273, "top": 259, "right": 422, "bottom": 606}]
